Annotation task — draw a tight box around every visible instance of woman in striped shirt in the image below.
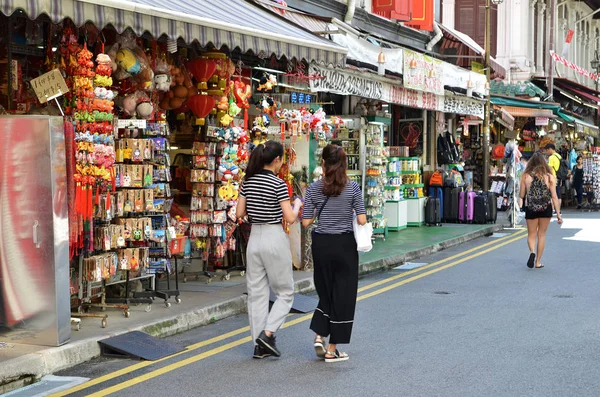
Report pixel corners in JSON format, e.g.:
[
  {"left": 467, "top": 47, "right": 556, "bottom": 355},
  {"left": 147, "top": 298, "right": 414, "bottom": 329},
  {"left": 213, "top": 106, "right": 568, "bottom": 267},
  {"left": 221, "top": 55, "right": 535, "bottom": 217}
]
[
  {"left": 236, "top": 140, "right": 303, "bottom": 359},
  {"left": 302, "top": 144, "right": 367, "bottom": 363}
]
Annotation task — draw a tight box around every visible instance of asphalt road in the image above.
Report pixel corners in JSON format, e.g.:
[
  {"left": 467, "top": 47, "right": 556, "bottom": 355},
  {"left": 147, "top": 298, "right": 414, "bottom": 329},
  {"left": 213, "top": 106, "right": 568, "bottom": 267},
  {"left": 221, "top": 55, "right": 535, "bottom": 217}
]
[{"left": 54, "top": 210, "right": 600, "bottom": 397}]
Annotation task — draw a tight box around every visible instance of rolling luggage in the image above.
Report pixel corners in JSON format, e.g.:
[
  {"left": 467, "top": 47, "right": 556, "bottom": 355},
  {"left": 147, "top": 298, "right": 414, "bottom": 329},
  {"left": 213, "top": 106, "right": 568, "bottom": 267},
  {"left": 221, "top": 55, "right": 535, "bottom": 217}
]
[
  {"left": 474, "top": 194, "right": 489, "bottom": 224},
  {"left": 425, "top": 197, "right": 442, "bottom": 226},
  {"left": 459, "top": 191, "right": 476, "bottom": 223},
  {"left": 484, "top": 192, "right": 497, "bottom": 223},
  {"left": 428, "top": 187, "right": 444, "bottom": 218},
  {"left": 443, "top": 187, "right": 460, "bottom": 223}
]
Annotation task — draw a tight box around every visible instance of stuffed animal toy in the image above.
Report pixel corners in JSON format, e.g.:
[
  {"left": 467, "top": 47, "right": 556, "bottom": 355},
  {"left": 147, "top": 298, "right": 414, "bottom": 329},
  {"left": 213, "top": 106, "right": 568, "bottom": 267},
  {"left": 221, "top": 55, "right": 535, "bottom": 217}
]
[
  {"left": 154, "top": 74, "right": 171, "bottom": 92},
  {"left": 116, "top": 48, "right": 141, "bottom": 75}
]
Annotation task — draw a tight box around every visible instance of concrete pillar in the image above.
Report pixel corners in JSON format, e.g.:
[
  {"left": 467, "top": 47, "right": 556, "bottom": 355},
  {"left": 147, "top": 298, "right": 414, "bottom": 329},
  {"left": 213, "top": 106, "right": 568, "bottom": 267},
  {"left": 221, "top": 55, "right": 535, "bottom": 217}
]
[
  {"left": 536, "top": 1, "right": 546, "bottom": 74},
  {"left": 442, "top": 0, "right": 456, "bottom": 29},
  {"left": 495, "top": 0, "right": 532, "bottom": 81},
  {"left": 530, "top": 0, "right": 538, "bottom": 73}
]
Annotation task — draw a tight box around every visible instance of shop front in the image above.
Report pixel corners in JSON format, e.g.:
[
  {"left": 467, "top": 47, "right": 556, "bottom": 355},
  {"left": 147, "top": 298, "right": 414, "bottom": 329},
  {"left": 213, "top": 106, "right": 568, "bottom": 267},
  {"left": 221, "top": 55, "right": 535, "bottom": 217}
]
[{"left": 0, "top": 0, "right": 346, "bottom": 343}]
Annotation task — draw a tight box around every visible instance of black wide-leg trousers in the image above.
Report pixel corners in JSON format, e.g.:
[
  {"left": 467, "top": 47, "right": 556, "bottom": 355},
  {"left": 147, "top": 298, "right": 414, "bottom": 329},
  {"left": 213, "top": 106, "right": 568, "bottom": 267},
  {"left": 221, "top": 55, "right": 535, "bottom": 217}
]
[{"left": 310, "top": 232, "right": 358, "bottom": 344}]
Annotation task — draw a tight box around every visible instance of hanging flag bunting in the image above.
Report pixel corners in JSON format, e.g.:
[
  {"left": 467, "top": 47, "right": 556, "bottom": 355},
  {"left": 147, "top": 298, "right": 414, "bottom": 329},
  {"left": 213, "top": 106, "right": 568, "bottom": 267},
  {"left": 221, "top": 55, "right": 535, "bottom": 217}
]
[
  {"left": 550, "top": 51, "right": 599, "bottom": 81},
  {"left": 561, "top": 29, "right": 575, "bottom": 57}
]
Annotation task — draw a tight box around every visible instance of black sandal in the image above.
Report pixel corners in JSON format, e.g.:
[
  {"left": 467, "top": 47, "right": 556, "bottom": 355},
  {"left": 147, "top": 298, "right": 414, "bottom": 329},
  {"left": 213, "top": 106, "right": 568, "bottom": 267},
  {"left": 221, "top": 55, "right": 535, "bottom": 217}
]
[
  {"left": 325, "top": 349, "right": 349, "bottom": 363},
  {"left": 527, "top": 253, "right": 535, "bottom": 269}
]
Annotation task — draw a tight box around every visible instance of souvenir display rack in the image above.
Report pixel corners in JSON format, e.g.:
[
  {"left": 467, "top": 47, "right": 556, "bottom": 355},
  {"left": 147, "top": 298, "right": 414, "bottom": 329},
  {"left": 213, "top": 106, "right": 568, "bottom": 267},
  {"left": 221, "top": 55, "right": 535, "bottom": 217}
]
[
  {"left": 363, "top": 122, "right": 388, "bottom": 239},
  {"left": 582, "top": 152, "right": 600, "bottom": 209},
  {"left": 330, "top": 128, "right": 361, "bottom": 186}
]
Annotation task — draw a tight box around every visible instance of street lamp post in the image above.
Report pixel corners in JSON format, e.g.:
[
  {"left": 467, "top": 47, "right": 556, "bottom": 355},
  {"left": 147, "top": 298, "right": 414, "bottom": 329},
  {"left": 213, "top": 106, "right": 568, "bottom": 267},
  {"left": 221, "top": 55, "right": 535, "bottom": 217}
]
[
  {"left": 591, "top": 52, "right": 600, "bottom": 126},
  {"left": 482, "top": 0, "right": 504, "bottom": 192}
]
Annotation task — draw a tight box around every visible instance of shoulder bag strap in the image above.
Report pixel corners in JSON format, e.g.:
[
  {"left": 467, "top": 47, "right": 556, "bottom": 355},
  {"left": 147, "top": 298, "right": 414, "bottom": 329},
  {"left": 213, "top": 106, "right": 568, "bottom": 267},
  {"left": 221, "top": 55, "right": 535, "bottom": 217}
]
[{"left": 316, "top": 196, "right": 330, "bottom": 220}]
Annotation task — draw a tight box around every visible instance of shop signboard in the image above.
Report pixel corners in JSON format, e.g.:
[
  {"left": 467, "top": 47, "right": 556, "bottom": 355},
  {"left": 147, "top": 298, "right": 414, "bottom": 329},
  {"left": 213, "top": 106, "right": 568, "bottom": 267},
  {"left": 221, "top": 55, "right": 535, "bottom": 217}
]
[
  {"left": 309, "top": 64, "right": 445, "bottom": 111},
  {"left": 443, "top": 94, "right": 485, "bottom": 119},
  {"left": 386, "top": 85, "right": 444, "bottom": 112},
  {"left": 535, "top": 117, "right": 549, "bottom": 126},
  {"left": 308, "top": 64, "right": 385, "bottom": 100},
  {"left": 403, "top": 50, "right": 444, "bottom": 96}
]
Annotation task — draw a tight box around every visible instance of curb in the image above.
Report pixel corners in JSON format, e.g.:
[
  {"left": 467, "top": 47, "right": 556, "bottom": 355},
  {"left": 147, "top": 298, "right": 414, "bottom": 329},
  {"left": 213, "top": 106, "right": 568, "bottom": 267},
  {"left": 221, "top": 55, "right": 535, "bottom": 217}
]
[{"left": 0, "top": 224, "right": 503, "bottom": 391}]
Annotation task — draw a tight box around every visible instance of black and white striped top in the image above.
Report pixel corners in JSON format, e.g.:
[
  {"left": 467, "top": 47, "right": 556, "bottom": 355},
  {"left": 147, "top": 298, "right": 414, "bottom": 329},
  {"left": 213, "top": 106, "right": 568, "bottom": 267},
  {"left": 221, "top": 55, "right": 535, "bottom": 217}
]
[
  {"left": 303, "top": 180, "right": 366, "bottom": 234},
  {"left": 239, "top": 170, "right": 289, "bottom": 224}
]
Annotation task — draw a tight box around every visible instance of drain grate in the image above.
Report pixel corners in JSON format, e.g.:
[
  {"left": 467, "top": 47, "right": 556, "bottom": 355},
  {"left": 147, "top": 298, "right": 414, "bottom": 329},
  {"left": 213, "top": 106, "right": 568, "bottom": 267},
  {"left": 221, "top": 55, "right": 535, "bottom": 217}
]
[
  {"left": 433, "top": 291, "right": 452, "bottom": 295},
  {"left": 553, "top": 294, "right": 573, "bottom": 299}
]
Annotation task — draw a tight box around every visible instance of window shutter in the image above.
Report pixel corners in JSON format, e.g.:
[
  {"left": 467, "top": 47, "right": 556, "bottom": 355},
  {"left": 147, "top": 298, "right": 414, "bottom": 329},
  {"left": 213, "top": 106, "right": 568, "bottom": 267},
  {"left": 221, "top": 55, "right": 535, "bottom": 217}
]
[
  {"left": 404, "top": 0, "right": 434, "bottom": 31},
  {"left": 372, "top": 0, "right": 412, "bottom": 21},
  {"left": 372, "top": 0, "right": 395, "bottom": 18},
  {"left": 391, "top": 0, "right": 412, "bottom": 21}
]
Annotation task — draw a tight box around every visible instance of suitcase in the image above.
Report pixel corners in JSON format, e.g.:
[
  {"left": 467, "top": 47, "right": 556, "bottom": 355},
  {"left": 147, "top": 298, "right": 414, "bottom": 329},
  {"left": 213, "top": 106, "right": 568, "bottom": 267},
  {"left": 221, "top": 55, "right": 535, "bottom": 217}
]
[
  {"left": 428, "top": 187, "right": 444, "bottom": 218},
  {"left": 459, "top": 191, "right": 476, "bottom": 223},
  {"left": 425, "top": 197, "right": 442, "bottom": 226},
  {"left": 474, "top": 194, "right": 489, "bottom": 224},
  {"left": 484, "top": 192, "right": 497, "bottom": 223},
  {"left": 443, "top": 187, "right": 460, "bottom": 223}
]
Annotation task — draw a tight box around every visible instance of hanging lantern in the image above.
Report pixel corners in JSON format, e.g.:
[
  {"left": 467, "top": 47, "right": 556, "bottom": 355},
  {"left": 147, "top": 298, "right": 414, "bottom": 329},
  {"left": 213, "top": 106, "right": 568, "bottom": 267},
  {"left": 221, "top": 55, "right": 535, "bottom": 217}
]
[
  {"left": 187, "top": 58, "right": 217, "bottom": 91},
  {"left": 188, "top": 94, "right": 216, "bottom": 125}
]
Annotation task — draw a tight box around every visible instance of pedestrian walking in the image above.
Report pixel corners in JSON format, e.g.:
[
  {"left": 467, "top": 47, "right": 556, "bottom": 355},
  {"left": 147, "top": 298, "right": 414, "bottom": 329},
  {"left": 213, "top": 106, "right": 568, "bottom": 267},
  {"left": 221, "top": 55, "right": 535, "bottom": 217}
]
[
  {"left": 302, "top": 144, "right": 367, "bottom": 363},
  {"left": 543, "top": 143, "right": 564, "bottom": 213},
  {"left": 519, "top": 152, "right": 563, "bottom": 269},
  {"left": 571, "top": 155, "right": 584, "bottom": 209},
  {"left": 236, "top": 140, "right": 303, "bottom": 359}
]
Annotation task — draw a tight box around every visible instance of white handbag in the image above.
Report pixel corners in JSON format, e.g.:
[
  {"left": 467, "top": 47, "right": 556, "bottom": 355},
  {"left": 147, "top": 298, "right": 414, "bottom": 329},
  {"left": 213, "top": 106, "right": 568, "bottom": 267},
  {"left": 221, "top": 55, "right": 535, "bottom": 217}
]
[{"left": 353, "top": 216, "right": 373, "bottom": 253}]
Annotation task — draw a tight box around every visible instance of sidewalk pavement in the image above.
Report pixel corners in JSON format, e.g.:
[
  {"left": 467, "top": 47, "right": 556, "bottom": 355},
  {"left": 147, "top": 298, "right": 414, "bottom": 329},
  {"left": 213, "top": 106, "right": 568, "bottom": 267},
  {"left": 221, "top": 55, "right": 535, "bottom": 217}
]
[{"left": 0, "top": 222, "right": 502, "bottom": 393}]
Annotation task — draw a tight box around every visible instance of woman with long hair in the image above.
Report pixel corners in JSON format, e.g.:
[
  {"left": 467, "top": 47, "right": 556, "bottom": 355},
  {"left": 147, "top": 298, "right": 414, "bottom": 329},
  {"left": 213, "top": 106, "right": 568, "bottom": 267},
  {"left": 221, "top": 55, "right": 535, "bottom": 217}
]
[
  {"left": 236, "top": 140, "right": 303, "bottom": 359},
  {"left": 519, "top": 152, "right": 563, "bottom": 269},
  {"left": 571, "top": 155, "right": 584, "bottom": 209},
  {"left": 302, "top": 144, "right": 367, "bottom": 363}
]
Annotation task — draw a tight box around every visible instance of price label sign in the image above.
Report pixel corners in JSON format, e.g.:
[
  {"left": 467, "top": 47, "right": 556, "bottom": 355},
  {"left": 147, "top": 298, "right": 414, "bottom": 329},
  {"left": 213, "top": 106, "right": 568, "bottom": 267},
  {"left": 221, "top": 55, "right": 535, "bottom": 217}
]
[{"left": 30, "top": 69, "right": 69, "bottom": 104}]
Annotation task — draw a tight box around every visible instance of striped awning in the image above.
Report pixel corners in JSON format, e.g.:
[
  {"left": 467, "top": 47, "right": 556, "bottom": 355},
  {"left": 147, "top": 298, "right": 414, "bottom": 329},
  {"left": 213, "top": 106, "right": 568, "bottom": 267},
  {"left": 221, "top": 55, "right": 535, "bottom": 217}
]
[
  {"left": 1, "top": 0, "right": 347, "bottom": 66},
  {"left": 439, "top": 24, "right": 506, "bottom": 79},
  {"left": 500, "top": 106, "right": 555, "bottom": 118}
]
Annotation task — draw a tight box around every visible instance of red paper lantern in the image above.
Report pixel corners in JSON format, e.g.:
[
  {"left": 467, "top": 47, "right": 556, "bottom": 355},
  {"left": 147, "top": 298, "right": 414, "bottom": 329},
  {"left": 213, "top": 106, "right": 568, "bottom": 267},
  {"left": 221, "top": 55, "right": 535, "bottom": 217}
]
[
  {"left": 187, "top": 58, "right": 217, "bottom": 91},
  {"left": 188, "top": 94, "right": 215, "bottom": 125}
]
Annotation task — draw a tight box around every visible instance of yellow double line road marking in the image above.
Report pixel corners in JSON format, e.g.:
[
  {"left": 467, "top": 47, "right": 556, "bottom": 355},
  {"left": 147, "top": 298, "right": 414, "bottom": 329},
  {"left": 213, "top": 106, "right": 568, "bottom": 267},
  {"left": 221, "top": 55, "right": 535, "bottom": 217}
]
[{"left": 53, "top": 229, "right": 526, "bottom": 397}]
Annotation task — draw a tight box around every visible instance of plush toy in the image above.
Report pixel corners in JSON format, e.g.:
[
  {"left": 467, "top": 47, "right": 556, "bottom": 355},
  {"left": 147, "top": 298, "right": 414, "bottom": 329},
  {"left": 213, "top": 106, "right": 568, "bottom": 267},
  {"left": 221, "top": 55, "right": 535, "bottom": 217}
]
[
  {"left": 116, "top": 48, "right": 141, "bottom": 75},
  {"left": 122, "top": 95, "right": 137, "bottom": 116},
  {"left": 258, "top": 74, "right": 277, "bottom": 91},
  {"left": 154, "top": 74, "right": 171, "bottom": 92},
  {"left": 136, "top": 101, "right": 154, "bottom": 119}
]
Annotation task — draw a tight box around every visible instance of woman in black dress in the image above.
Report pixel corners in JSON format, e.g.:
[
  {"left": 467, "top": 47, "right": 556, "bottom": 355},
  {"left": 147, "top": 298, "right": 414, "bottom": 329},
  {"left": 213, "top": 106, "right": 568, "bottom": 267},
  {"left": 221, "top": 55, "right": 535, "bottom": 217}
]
[{"left": 571, "top": 155, "right": 584, "bottom": 209}]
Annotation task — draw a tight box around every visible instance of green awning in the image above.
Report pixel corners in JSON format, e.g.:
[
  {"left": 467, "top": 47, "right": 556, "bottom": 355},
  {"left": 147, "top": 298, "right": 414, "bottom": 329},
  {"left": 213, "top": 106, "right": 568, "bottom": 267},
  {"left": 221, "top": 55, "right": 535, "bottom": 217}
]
[{"left": 556, "top": 110, "right": 577, "bottom": 123}]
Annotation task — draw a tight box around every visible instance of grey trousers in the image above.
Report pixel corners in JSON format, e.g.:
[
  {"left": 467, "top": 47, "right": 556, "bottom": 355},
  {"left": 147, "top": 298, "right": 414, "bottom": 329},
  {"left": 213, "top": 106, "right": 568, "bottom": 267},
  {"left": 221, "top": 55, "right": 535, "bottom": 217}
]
[{"left": 246, "top": 224, "right": 294, "bottom": 344}]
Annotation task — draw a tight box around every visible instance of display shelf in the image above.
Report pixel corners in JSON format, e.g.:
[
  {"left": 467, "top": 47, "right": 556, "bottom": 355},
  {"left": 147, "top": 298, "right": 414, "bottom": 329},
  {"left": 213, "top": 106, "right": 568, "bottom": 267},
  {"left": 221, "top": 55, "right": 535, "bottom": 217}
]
[
  {"left": 387, "top": 170, "right": 422, "bottom": 175},
  {"left": 401, "top": 183, "right": 424, "bottom": 188}
]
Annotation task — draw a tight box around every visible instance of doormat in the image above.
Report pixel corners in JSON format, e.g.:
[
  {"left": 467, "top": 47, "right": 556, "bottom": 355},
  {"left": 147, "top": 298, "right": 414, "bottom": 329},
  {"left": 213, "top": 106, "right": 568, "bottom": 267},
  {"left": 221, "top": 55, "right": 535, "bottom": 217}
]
[
  {"left": 1, "top": 375, "right": 89, "bottom": 397},
  {"left": 394, "top": 262, "right": 428, "bottom": 270},
  {"left": 98, "top": 331, "right": 184, "bottom": 360},
  {"left": 490, "top": 233, "right": 509, "bottom": 238}
]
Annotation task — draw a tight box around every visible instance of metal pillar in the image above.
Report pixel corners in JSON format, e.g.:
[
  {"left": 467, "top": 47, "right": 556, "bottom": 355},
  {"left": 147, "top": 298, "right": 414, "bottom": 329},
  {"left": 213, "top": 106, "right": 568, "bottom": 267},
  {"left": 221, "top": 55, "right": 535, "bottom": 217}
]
[{"left": 483, "top": 0, "right": 491, "bottom": 192}]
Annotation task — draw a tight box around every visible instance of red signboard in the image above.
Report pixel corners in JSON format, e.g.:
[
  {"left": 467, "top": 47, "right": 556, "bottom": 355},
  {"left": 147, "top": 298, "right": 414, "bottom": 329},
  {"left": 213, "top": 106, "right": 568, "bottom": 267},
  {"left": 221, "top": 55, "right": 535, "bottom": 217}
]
[{"left": 404, "top": 0, "right": 434, "bottom": 32}]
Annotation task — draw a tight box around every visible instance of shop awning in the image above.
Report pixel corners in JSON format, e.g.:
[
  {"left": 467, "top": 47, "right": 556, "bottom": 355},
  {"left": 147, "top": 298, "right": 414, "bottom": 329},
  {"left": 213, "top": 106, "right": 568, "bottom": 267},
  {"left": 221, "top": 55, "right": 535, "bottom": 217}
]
[
  {"left": 554, "top": 82, "right": 600, "bottom": 105},
  {"left": 2, "top": 0, "right": 347, "bottom": 67},
  {"left": 499, "top": 106, "right": 555, "bottom": 118},
  {"left": 575, "top": 119, "right": 600, "bottom": 139},
  {"left": 439, "top": 24, "right": 506, "bottom": 78}
]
